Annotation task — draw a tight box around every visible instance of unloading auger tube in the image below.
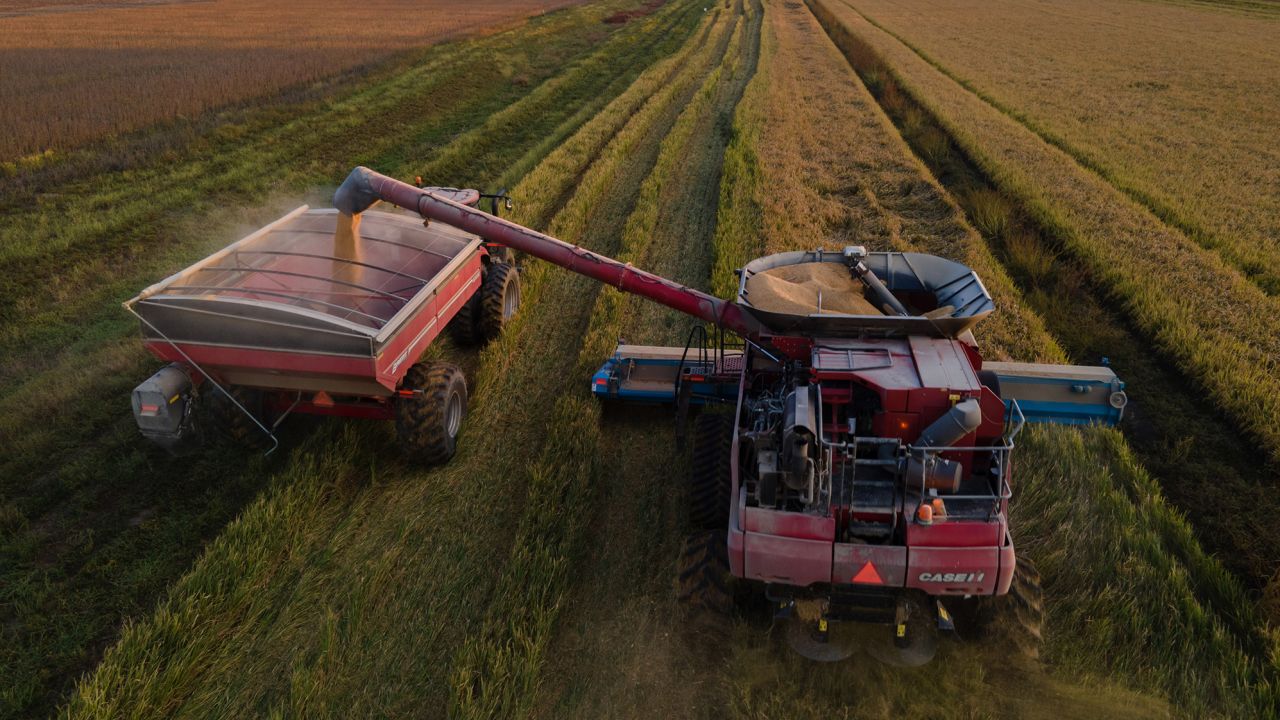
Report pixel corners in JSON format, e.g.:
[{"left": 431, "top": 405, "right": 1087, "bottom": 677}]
[{"left": 333, "top": 166, "right": 768, "bottom": 340}]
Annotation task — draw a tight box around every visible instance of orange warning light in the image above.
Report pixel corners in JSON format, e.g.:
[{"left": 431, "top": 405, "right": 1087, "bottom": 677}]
[{"left": 917, "top": 503, "right": 934, "bottom": 524}]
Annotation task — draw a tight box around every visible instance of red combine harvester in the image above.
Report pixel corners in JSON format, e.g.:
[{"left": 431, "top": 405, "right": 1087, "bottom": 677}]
[{"left": 129, "top": 167, "right": 1126, "bottom": 663}]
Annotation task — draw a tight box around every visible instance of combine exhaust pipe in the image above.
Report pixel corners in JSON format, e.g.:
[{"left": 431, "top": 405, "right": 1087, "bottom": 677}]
[{"left": 334, "top": 166, "right": 767, "bottom": 339}]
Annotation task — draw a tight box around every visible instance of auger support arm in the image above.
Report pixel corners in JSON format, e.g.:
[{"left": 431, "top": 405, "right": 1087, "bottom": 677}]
[{"left": 334, "top": 166, "right": 767, "bottom": 340}]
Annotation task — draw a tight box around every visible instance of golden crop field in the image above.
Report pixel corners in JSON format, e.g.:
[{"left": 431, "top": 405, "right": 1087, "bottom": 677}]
[
  {"left": 837, "top": 0, "right": 1280, "bottom": 293},
  {"left": 0, "top": 0, "right": 586, "bottom": 162}
]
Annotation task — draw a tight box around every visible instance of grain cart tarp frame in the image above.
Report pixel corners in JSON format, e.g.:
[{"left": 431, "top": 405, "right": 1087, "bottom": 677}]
[{"left": 126, "top": 188, "right": 519, "bottom": 460}]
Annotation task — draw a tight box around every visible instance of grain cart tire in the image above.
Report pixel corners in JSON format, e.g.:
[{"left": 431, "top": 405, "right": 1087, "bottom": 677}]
[
  {"left": 448, "top": 291, "right": 483, "bottom": 346},
  {"left": 477, "top": 263, "right": 520, "bottom": 341},
  {"left": 962, "top": 558, "right": 1044, "bottom": 661},
  {"left": 690, "top": 413, "right": 733, "bottom": 530},
  {"left": 396, "top": 362, "right": 467, "bottom": 465},
  {"left": 205, "top": 384, "right": 271, "bottom": 449},
  {"left": 677, "top": 530, "right": 734, "bottom": 615}
]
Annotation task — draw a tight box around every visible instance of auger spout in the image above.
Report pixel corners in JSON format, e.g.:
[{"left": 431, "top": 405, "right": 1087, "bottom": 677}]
[{"left": 334, "top": 166, "right": 768, "bottom": 339}]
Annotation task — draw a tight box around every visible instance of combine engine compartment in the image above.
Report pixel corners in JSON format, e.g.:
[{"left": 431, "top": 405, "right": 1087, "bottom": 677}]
[{"left": 728, "top": 335, "right": 1018, "bottom": 630}]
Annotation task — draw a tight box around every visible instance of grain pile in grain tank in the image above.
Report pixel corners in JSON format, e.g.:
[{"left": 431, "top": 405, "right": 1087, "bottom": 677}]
[{"left": 744, "top": 262, "right": 883, "bottom": 316}]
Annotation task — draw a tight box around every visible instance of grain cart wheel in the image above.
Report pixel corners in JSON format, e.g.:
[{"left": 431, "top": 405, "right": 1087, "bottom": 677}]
[
  {"left": 689, "top": 413, "right": 734, "bottom": 530},
  {"left": 476, "top": 263, "right": 520, "bottom": 341},
  {"left": 676, "top": 530, "right": 734, "bottom": 615},
  {"left": 395, "top": 361, "right": 468, "bottom": 465},
  {"left": 205, "top": 384, "right": 272, "bottom": 449},
  {"left": 962, "top": 558, "right": 1045, "bottom": 661},
  {"left": 448, "top": 291, "right": 483, "bottom": 346}
]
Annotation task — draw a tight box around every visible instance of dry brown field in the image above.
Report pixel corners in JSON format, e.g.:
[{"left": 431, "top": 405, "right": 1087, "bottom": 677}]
[
  {"left": 841, "top": 0, "right": 1280, "bottom": 293},
  {"left": 0, "top": 0, "right": 586, "bottom": 162}
]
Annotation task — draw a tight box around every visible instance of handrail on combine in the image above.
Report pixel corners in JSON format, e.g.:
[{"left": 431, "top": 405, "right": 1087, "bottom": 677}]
[{"left": 333, "top": 166, "right": 769, "bottom": 340}]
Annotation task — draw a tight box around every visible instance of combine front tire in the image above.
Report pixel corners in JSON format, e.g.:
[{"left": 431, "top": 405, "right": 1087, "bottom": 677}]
[
  {"left": 676, "top": 530, "right": 734, "bottom": 615},
  {"left": 689, "top": 413, "right": 733, "bottom": 530},
  {"left": 395, "top": 362, "right": 468, "bottom": 465},
  {"left": 477, "top": 263, "right": 520, "bottom": 340}
]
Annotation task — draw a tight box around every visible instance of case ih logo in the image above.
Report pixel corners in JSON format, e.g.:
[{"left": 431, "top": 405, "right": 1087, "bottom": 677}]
[{"left": 919, "top": 572, "right": 985, "bottom": 583}]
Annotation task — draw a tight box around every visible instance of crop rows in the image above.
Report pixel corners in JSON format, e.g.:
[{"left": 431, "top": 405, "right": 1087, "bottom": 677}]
[
  {"left": 0, "top": 0, "right": 705, "bottom": 715},
  {"left": 534, "top": 0, "right": 1277, "bottom": 716},
  {"left": 804, "top": 0, "right": 1280, "bottom": 714},
  {"left": 58, "top": 0, "right": 729, "bottom": 716},
  {"left": 0, "top": 0, "right": 590, "bottom": 162},
  {"left": 836, "top": 0, "right": 1280, "bottom": 295}
]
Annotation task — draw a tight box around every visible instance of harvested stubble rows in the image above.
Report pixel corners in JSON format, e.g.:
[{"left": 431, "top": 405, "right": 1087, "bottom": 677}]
[
  {"left": 802, "top": 0, "right": 1280, "bottom": 714},
  {"left": 812, "top": 0, "right": 1280, "bottom": 471},
  {"left": 0, "top": 0, "right": 590, "bottom": 163},
  {"left": 838, "top": 0, "right": 1280, "bottom": 295},
  {"left": 0, "top": 0, "right": 705, "bottom": 716}
]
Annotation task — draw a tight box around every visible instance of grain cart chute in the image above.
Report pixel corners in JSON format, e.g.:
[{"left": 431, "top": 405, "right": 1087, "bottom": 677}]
[{"left": 126, "top": 188, "right": 521, "bottom": 462}]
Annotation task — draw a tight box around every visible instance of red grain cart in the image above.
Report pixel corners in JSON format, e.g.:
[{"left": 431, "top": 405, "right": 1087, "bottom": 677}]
[{"left": 126, "top": 191, "right": 519, "bottom": 462}]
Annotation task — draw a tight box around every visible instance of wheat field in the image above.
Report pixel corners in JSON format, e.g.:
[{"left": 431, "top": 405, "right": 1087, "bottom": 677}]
[
  {"left": 839, "top": 0, "right": 1280, "bottom": 293},
  {"left": 0, "top": 0, "right": 587, "bottom": 163}
]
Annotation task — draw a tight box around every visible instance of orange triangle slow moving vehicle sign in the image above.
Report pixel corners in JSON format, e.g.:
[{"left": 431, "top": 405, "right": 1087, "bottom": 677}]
[{"left": 852, "top": 561, "right": 883, "bottom": 585}]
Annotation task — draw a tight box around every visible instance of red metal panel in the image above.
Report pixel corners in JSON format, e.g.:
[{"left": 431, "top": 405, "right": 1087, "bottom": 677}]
[
  {"left": 147, "top": 342, "right": 374, "bottom": 379},
  {"left": 743, "top": 532, "right": 832, "bottom": 586},
  {"left": 374, "top": 253, "right": 482, "bottom": 389},
  {"left": 743, "top": 507, "right": 835, "bottom": 540},
  {"left": 834, "top": 543, "right": 907, "bottom": 587},
  {"left": 906, "top": 545, "right": 999, "bottom": 595},
  {"left": 906, "top": 520, "right": 1002, "bottom": 548}
]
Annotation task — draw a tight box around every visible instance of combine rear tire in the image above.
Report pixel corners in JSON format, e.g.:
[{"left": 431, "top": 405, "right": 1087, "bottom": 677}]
[
  {"left": 205, "top": 384, "right": 271, "bottom": 449},
  {"left": 476, "top": 263, "right": 520, "bottom": 341},
  {"left": 395, "top": 362, "right": 468, "bottom": 465},
  {"left": 689, "top": 413, "right": 734, "bottom": 530},
  {"left": 966, "top": 558, "right": 1044, "bottom": 661},
  {"left": 676, "top": 530, "right": 734, "bottom": 614}
]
